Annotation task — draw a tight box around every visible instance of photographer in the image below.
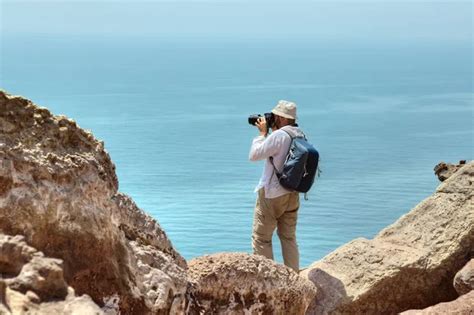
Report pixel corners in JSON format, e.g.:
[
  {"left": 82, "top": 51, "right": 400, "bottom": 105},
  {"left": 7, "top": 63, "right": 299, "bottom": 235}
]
[{"left": 248, "top": 100, "right": 305, "bottom": 272}]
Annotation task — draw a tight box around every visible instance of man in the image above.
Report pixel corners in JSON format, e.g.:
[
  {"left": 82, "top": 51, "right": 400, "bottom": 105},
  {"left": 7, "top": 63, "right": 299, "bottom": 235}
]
[{"left": 248, "top": 100, "right": 304, "bottom": 272}]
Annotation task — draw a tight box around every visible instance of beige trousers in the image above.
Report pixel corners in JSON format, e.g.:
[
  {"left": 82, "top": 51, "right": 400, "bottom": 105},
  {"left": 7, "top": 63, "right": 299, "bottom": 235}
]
[{"left": 252, "top": 188, "right": 300, "bottom": 272}]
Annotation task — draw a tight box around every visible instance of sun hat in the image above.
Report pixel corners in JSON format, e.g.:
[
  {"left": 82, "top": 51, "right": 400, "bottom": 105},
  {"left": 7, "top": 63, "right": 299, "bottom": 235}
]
[{"left": 271, "top": 100, "right": 297, "bottom": 120}]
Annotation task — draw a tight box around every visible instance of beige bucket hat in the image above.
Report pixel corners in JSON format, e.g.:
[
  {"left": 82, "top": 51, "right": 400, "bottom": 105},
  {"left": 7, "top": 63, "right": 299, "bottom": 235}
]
[{"left": 271, "top": 100, "right": 297, "bottom": 120}]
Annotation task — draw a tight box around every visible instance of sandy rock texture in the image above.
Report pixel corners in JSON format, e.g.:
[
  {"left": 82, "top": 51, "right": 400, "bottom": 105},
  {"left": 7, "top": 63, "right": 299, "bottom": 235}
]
[
  {"left": 0, "top": 234, "right": 102, "bottom": 314},
  {"left": 400, "top": 290, "right": 474, "bottom": 315},
  {"left": 0, "top": 90, "right": 187, "bottom": 314},
  {"left": 454, "top": 258, "right": 474, "bottom": 296},
  {"left": 301, "top": 161, "right": 474, "bottom": 314},
  {"left": 186, "top": 253, "right": 317, "bottom": 315}
]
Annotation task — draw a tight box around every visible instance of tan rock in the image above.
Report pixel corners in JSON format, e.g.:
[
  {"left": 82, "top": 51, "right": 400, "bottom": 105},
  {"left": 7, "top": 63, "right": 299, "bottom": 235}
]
[
  {"left": 186, "top": 253, "right": 317, "bottom": 314},
  {"left": 301, "top": 161, "right": 474, "bottom": 314},
  {"left": 454, "top": 259, "right": 474, "bottom": 296},
  {"left": 0, "top": 90, "right": 187, "bottom": 314},
  {"left": 0, "top": 234, "right": 102, "bottom": 314},
  {"left": 400, "top": 290, "right": 474, "bottom": 315}
]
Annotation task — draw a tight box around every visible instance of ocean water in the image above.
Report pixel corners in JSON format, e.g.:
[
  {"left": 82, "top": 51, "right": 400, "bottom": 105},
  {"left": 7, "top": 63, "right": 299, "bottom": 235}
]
[{"left": 1, "top": 36, "right": 472, "bottom": 267}]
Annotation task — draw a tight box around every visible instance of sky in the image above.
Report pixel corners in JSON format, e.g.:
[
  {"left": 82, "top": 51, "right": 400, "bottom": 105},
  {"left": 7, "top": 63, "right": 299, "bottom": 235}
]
[{"left": 0, "top": 1, "right": 472, "bottom": 41}]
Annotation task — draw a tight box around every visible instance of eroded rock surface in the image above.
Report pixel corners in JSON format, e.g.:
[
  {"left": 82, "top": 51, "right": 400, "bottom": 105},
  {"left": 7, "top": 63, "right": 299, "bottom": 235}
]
[
  {"left": 454, "top": 258, "right": 474, "bottom": 296},
  {"left": 400, "top": 290, "right": 474, "bottom": 315},
  {"left": 0, "top": 234, "right": 102, "bottom": 314},
  {"left": 434, "top": 160, "right": 467, "bottom": 181},
  {"left": 0, "top": 90, "right": 187, "bottom": 314},
  {"left": 301, "top": 161, "right": 474, "bottom": 314},
  {"left": 186, "top": 253, "right": 317, "bottom": 314}
]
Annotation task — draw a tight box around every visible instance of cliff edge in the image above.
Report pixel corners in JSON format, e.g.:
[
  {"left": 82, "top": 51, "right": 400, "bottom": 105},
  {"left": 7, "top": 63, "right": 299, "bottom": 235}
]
[
  {"left": 0, "top": 90, "right": 188, "bottom": 314},
  {"left": 301, "top": 160, "right": 473, "bottom": 314}
]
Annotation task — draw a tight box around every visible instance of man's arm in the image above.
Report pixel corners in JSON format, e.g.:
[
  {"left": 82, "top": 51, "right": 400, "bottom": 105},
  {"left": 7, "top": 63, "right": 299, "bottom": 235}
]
[
  {"left": 249, "top": 116, "right": 285, "bottom": 161},
  {"left": 249, "top": 135, "right": 275, "bottom": 161},
  {"left": 249, "top": 131, "right": 283, "bottom": 161}
]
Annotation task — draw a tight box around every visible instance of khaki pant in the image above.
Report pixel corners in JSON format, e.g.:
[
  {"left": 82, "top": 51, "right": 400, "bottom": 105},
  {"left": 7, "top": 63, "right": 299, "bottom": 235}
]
[{"left": 252, "top": 188, "right": 300, "bottom": 272}]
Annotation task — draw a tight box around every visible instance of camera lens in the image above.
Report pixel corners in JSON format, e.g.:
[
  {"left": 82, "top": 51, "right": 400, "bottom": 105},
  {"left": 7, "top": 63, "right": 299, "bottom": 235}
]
[{"left": 248, "top": 114, "right": 261, "bottom": 125}]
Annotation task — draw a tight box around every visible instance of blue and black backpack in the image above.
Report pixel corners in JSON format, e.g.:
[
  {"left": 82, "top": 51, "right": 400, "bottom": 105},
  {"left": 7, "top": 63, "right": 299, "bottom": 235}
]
[{"left": 270, "top": 128, "right": 320, "bottom": 196}]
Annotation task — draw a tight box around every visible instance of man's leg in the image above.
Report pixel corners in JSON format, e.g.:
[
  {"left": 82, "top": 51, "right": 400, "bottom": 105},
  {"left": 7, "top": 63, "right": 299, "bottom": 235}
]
[
  {"left": 277, "top": 191, "right": 300, "bottom": 272},
  {"left": 252, "top": 188, "right": 277, "bottom": 260}
]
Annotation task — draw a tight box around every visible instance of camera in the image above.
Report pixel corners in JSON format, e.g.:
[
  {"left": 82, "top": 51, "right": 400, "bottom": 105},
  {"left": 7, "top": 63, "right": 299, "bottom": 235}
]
[{"left": 248, "top": 112, "right": 275, "bottom": 128}]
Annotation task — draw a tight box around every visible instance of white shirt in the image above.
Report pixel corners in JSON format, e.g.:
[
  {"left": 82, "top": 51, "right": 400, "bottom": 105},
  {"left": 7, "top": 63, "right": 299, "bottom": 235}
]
[{"left": 249, "top": 125, "right": 304, "bottom": 199}]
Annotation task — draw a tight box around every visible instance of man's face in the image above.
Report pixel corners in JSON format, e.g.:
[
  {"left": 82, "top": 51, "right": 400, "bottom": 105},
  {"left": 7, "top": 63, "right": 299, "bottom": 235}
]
[
  {"left": 273, "top": 115, "right": 281, "bottom": 129},
  {"left": 274, "top": 115, "right": 286, "bottom": 129}
]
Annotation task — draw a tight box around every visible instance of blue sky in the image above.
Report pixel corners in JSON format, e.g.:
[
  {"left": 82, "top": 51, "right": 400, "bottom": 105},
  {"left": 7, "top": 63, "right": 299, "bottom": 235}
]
[{"left": 0, "top": 1, "right": 472, "bottom": 41}]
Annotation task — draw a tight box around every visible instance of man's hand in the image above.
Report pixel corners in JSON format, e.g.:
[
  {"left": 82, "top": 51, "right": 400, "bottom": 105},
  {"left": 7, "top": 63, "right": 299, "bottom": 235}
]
[{"left": 255, "top": 117, "right": 268, "bottom": 137}]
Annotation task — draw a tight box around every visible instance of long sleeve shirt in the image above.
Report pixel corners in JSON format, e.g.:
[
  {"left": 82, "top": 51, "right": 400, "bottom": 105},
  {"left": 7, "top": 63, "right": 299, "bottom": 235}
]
[{"left": 249, "top": 125, "right": 304, "bottom": 199}]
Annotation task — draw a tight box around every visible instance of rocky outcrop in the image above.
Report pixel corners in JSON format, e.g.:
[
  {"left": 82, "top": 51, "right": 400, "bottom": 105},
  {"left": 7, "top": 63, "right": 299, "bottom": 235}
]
[
  {"left": 434, "top": 160, "right": 467, "bottom": 181},
  {"left": 301, "top": 161, "right": 474, "bottom": 314},
  {"left": 186, "top": 253, "right": 317, "bottom": 314},
  {"left": 0, "top": 90, "right": 187, "bottom": 314},
  {"left": 400, "top": 290, "right": 474, "bottom": 315},
  {"left": 454, "top": 259, "right": 474, "bottom": 296},
  {"left": 0, "top": 234, "right": 102, "bottom": 314}
]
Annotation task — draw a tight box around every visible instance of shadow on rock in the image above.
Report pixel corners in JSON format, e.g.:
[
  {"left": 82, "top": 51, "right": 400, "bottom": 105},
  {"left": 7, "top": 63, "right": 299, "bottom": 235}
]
[{"left": 305, "top": 268, "right": 348, "bottom": 315}]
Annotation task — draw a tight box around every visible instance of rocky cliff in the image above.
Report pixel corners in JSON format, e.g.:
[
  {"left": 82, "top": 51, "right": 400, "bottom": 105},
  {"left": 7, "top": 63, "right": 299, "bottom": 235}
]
[
  {"left": 300, "top": 160, "right": 473, "bottom": 314},
  {"left": 0, "top": 91, "right": 188, "bottom": 314}
]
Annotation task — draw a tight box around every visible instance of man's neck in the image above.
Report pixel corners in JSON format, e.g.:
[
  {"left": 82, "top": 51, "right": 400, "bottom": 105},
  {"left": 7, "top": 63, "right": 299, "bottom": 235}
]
[{"left": 277, "top": 123, "right": 297, "bottom": 129}]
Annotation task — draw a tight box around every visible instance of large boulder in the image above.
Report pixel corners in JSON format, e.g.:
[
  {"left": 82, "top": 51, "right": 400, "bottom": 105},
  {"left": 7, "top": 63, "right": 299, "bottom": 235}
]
[
  {"left": 454, "top": 258, "right": 474, "bottom": 296},
  {"left": 186, "top": 253, "right": 317, "bottom": 314},
  {"left": 0, "top": 234, "right": 102, "bottom": 314},
  {"left": 0, "top": 90, "right": 187, "bottom": 314},
  {"left": 301, "top": 161, "right": 474, "bottom": 314},
  {"left": 400, "top": 290, "right": 474, "bottom": 315}
]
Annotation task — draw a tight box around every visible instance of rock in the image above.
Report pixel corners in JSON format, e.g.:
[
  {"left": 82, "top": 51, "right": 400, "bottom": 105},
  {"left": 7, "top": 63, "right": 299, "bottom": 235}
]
[
  {"left": 113, "top": 193, "right": 188, "bottom": 314},
  {"left": 186, "top": 252, "right": 317, "bottom": 314},
  {"left": 0, "top": 90, "right": 187, "bottom": 314},
  {"left": 400, "top": 290, "right": 474, "bottom": 315},
  {"left": 434, "top": 160, "right": 466, "bottom": 181},
  {"left": 301, "top": 161, "right": 474, "bottom": 314},
  {"left": 0, "top": 234, "right": 103, "bottom": 314},
  {"left": 454, "top": 259, "right": 474, "bottom": 296}
]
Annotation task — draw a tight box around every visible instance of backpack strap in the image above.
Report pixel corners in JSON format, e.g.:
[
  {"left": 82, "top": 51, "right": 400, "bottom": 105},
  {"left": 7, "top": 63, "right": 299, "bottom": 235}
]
[
  {"left": 269, "top": 156, "right": 280, "bottom": 179},
  {"left": 281, "top": 125, "right": 307, "bottom": 140},
  {"left": 279, "top": 126, "right": 296, "bottom": 140}
]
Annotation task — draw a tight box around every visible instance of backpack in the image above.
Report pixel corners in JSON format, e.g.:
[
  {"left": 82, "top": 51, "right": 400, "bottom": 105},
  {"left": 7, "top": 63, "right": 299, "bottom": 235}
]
[{"left": 269, "top": 128, "right": 320, "bottom": 196}]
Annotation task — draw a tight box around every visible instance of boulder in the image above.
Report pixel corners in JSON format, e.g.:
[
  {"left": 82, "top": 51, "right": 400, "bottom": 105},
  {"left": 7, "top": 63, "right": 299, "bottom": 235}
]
[
  {"left": 400, "top": 290, "right": 474, "bottom": 315},
  {"left": 0, "top": 90, "right": 187, "bottom": 314},
  {"left": 301, "top": 161, "right": 474, "bottom": 314},
  {"left": 454, "top": 259, "right": 474, "bottom": 296},
  {"left": 0, "top": 234, "right": 102, "bottom": 314},
  {"left": 186, "top": 253, "right": 317, "bottom": 314}
]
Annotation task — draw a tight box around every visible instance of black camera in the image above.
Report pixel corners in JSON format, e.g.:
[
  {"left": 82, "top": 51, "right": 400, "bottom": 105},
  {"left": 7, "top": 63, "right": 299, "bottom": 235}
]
[{"left": 248, "top": 112, "right": 275, "bottom": 128}]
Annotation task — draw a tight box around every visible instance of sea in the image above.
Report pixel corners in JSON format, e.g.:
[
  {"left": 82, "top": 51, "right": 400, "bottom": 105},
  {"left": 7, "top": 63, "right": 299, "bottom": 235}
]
[{"left": 1, "top": 35, "right": 472, "bottom": 267}]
